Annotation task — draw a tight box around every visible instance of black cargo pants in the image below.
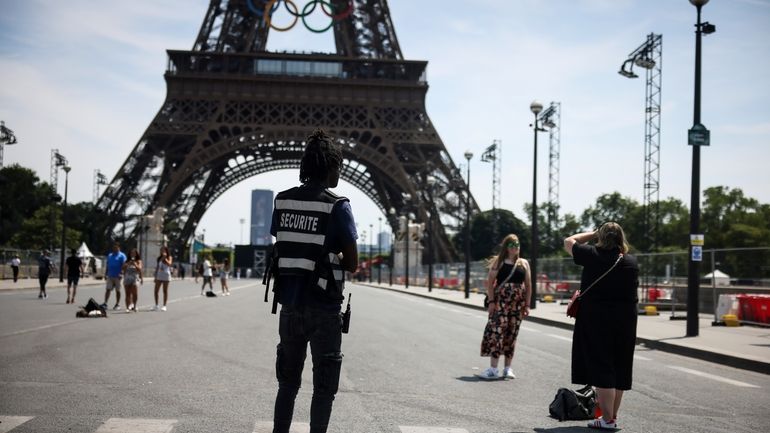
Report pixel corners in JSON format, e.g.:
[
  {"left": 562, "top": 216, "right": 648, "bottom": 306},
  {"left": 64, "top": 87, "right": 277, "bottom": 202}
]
[{"left": 273, "top": 305, "right": 343, "bottom": 433}]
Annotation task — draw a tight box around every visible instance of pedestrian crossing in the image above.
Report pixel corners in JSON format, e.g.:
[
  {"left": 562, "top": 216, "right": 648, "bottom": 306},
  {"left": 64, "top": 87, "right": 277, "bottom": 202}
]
[{"left": 0, "top": 416, "right": 471, "bottom": 433}]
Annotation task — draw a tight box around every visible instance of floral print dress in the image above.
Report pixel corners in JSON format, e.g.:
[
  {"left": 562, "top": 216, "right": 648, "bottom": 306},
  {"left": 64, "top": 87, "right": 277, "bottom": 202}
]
[{"left": 481, "top": 260, "right": 527, "bottom": 358}]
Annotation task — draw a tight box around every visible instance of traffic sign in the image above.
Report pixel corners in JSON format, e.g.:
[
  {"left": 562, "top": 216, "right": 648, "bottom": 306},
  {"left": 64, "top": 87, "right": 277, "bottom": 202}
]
[
  {"left": 690, "top": 234, "right": 705, "bottom": 246},
  {"left": 691, "top": 246, "right": 703, "bottom": 262},
  {"left": 688, "top": 123, "right": 710, "bottom": 146}
]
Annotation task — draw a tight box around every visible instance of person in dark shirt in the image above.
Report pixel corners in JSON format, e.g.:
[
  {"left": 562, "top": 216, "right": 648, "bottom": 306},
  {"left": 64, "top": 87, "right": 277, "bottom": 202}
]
[
  {"left": 65, "top": 249, "right": 84, "bottom": 304},
  {"left": 478, "top": 234, "right": 532, "bottom": 380},
  {"left": 269, "top": 130, "right": 358, "bottom": 433},
  {"left": 564, "top": 222, "right": 639, "bottom": 430},
  {"left": 37, "top": 250, "right": 54, "bottom": 299}
]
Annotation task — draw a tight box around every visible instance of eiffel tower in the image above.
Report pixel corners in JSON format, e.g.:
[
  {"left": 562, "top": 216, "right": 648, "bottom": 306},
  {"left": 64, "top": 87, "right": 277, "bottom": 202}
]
[{"left": 96, "top": 0, "right": 477, "bottom": 262}]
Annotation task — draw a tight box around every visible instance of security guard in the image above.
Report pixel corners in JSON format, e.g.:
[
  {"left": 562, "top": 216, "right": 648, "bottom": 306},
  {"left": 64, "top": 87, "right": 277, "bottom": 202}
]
[{"left": 269, "top": 129, "right": 358, "bottom": 433}]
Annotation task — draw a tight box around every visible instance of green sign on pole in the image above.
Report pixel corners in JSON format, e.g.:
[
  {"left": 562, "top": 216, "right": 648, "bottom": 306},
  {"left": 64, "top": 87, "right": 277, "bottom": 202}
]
[{"left": 688, "top": 123, "right": 710, "bottom": 146}]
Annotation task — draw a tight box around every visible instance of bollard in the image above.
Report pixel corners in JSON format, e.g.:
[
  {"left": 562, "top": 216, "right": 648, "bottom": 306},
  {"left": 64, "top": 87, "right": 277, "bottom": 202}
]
[{"left": 722, "top": 314, "right": 740, "bottom": 327}]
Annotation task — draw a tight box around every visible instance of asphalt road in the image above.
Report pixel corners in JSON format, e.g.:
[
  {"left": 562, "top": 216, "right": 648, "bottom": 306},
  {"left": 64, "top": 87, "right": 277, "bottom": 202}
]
[{"left": 1, "top": 279, "right": 769, "bottom": 433}]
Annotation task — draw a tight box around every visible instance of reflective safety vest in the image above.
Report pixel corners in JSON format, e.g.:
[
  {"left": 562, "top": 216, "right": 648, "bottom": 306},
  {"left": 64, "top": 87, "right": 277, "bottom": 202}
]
[{"left": 273, "top": 186, "right": 347, "bottom": 301}]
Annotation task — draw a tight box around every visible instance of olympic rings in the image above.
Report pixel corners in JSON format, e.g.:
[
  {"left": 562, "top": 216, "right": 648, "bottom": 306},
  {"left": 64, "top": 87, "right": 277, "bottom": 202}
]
[
  {"left": 249, "top": 0, "right": 354, "bottom": 33},
  {"left": 302, "top": 0, "right": 335, "bottom": 33},
  {"left": 321, "top": 0, "right": 353, "bottom": 20},
  {"left": 246, "top": 0, "right": 280, "bottom": 18},
  {"left": 264, "top": 0, "right": 299, "bottom": 32}
]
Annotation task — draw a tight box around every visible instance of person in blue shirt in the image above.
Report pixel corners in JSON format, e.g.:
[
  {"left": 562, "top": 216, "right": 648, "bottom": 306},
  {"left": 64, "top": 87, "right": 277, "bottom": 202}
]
[
  {"left": 104, "top": 242, "right": 127, "bottom": 310},
  {"left": 269, "top": 130, "right": 358, "bottom": 433}
]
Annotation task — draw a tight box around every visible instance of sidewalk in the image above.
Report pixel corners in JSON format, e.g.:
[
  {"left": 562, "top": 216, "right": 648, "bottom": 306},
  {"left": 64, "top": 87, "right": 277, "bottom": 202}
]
[
  {"left": 359, "top": 281, "right": 770, "bottom": 375},
  {"left": 0, "top": 276, "right": 105, "bottom": 291}
]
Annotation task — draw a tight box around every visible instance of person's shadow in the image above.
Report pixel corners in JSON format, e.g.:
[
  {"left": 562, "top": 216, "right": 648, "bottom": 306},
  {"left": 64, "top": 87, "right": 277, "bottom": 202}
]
[{"left": 533, "top": 427, "right": 591, "bottom": 432}]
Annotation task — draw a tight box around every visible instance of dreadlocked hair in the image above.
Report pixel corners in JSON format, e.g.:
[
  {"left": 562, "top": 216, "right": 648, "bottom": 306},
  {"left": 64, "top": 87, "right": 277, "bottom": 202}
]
[{"left": 299, "top": 129, "right": 343, "bottom": 184}]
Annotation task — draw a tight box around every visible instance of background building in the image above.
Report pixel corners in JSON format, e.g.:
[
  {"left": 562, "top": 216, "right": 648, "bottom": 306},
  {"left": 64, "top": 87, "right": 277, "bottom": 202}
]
[{"left": 250, "top": 189, "right": 273, "bottom": 246}]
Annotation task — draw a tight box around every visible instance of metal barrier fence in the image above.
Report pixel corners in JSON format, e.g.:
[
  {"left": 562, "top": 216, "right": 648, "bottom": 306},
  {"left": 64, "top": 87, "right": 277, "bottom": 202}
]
[
  {"left": 376, "top": 247, "right": 770, "bottom": 325},
  {"left": 1, "top": 248, "right": 105, "bottom": 281}
]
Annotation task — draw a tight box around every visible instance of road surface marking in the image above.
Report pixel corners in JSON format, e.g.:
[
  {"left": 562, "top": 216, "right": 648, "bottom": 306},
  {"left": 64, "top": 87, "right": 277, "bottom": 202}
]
[
  {"left": 634, "top": 354, "right": 652, "bottom": 361},
  {"left": 547, "top": 333, "right": 573, "bottom": 342},
  {"left": 94, "top": 418, "right": 177, "bottom": 433},
  {"left": 0, "top": 416, "right": 34, "bottom": 433},
  {"left": 400, "top": 427, "right": 470, "bottom": 433},
  {"left": 253, "top": 421, "right": 309, "bottom": 432},
  {"left": 667, "top": 366, "right": 760, "bottom": 388}
]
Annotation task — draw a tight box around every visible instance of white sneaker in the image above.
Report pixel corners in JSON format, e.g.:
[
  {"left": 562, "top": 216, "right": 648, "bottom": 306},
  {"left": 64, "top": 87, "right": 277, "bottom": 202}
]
[
  {"left": 128, "top": 303, "right": 134, "bottom": 311},
  {"left": 478, "top": 367, "right": 499, "bottom": 380},
  {"left": 160, "top": 306, "right": 167, "bottom": 312},
  {"left": 587, "top": 417, "right": 617, "bottom": 429},
  {"left": 152, "top": 305, "right": 159, "bottom": 311},
  {"left": 502, "top": 367, "right": 516, "bottom": 379}
]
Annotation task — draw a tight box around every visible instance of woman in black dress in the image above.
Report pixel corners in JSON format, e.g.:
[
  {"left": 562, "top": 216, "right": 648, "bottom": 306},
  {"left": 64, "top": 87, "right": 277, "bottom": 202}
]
[
  {"left": 478, "top": 234, "right": 531, "bottom": 380},
  {"left": 564, "top": 222, "right": 639, "bottom": 430}
]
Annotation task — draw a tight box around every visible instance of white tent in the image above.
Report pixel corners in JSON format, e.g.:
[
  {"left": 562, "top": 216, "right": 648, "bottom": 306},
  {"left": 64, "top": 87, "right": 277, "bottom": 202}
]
[
  {"left": 704, "top": 269, "right": 730, "bottom": 286},
  {"left": 77, "top": 242, "right": 102, "bottom": 274}
]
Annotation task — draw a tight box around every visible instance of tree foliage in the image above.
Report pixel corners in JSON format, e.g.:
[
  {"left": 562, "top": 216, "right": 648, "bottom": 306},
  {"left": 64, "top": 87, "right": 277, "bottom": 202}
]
[{"left": 0, "top": 164, "right": 58, "bottom": 246}]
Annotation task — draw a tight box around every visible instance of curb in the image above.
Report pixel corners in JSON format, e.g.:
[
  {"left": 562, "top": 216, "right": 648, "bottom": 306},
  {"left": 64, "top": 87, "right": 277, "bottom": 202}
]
[{"left": 362, "top": 283, "right": 770, "bottom": 376}]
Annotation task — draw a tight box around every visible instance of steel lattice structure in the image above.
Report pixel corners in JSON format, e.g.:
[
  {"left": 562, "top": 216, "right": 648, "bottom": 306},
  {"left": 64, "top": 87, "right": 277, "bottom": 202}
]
[
  {"left": 95, "top": 0, "right": 476, "bottom": 261},
  {"left": 620, "top": 33, "right": 662, "bottom": 254}
]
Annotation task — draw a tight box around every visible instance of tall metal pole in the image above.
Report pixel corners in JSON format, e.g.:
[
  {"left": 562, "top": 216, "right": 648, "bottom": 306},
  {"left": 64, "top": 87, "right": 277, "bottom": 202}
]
[
  {"left": 427, "top": 177, "right": 435, "bottom": 292},
  {"left": 58, "top": 166, "right": 70, "bottom": 282},
  {"left": 405, "top": 214, "right": 410, "bottom": 288},
  {"left": 377, "top": 217, "right": 382, "bottom": 284},
  {"left": 687, "top": 0, "right": 708, "bottom": 337},
  {"left": 369, "top": 223, "right": 373, "bottom": 283},
  {"left": 464, "top": 151, "right": 473, "bottom": 299},
  {"left": 530, "top": 101, "right": 543, "bottom": 309}
]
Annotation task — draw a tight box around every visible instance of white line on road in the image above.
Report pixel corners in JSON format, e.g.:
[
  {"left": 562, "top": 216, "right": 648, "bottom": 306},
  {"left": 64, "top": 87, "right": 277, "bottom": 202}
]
[
  {"left": 667, "top": 366, "right": 760, "bottom": 388},
  {"left": 400, "top": 427, "right": 470, "bottom": 433},
  {"left": 253, "top": 421, "right": 309, "bottom": 433},
  {"left": 94, "top": 418, "right": 177, "bottom": 433},
  {"left": 634, "top": 354, "right": 652, "bottom": 361},
  {"left": 547, "top": 333, "right": 573, "bottom": 342},
  {"left": 0, "top": 416, "right": 34, "bottom": 433}
]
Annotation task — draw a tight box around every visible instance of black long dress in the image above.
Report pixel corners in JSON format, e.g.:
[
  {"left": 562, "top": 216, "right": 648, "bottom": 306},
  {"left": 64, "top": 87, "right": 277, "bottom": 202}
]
[{"left": 571, "top": 243, "right": 639, "bottom": 390}]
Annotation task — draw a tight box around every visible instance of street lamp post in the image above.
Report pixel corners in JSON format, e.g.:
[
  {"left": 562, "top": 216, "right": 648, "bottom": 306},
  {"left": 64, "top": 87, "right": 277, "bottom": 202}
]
[
  {"left": 369, "top": 223, "right": 373, "bottom": 283},
  {"left": 388, "top": 207, "right": 396, "bottom": 286},
  {"left": 464, "top": 150, "right": 473, "bottom": 299},
  {"left": 58, "top": 166, "right": 71, "bottom": 282},
  {"left": 377, "top": 216, "right": 382, "bottom": 284},
  {"left": 426, "top": 175, "right": 436, "bottom": 292},
  {"left": 687, "top": 0, "right": 715, "bottom": 337},
  {"left": 530, "top": 100, "right": 544, "bottom": 309}
]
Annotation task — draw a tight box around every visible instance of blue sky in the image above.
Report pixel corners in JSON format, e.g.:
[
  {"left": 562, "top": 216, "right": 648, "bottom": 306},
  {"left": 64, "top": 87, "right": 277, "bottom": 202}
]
[{"left": 2, "top": 0, "right": 769, "bottom": 247}]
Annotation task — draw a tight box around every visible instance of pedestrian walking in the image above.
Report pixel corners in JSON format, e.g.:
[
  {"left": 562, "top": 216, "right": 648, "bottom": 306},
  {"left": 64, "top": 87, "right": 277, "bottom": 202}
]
[
  {"left": 200, "top": 255, "right": 214, "bottom": 295},
  {"left": 195, "top": 261, "right": 203, "bottom": 283},
  {"left": 268, "top": 129, "right": 358, "bottom": 433},
  {"left": 122, "top": 248, "right": 143, "bottom": 312},
  {"left": 478, "top": 234, "right": 531, "bottom": 380},
  {"left": 179, "top": 263, "right": 186, "bottom": 279},
  {"left": 219, "top": 258, "right": 231, "bottom": 296},
  {"left": 37, "top": 250, "right": 54, "bottom": 299},
  {"left": 564, "top": 222, "right": 639, "bottom": 430},
  {"left": 104, "top": 242, "right": 127, "bottom": 310},
  {"left": 11, "top": 254, "right": 21, "bottom": 282},
  {"left": 64, "top": 249, "right": 84, "bottom": 304},
  {"left": 153, "top": 246, "right": 173, "bottom": 311}
]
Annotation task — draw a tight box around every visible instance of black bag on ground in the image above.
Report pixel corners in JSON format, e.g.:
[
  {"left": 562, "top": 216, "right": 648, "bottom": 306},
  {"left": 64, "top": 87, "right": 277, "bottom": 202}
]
[
  {"left": 77, "top": 297, "right": 107, "bottom": 318},
  {"left": 548, "top": 385, "right": 596, "bottom": 421},
  {"left": 205, "top": 291, "right": 217, "bottom": 297}
]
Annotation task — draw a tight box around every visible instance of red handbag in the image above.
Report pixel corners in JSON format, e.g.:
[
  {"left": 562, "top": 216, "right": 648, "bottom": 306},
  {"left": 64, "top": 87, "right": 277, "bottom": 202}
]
[
  {"left": 566, "top": 290, "right": 581, "bottom": 318},
  {"left": 566, "top": 254, "right": 623, "bottom": 319}
]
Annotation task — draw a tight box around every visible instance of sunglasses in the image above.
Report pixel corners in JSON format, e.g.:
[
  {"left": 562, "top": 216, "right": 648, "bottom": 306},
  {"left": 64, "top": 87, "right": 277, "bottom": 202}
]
[{"left": 505, "top": 242, "right": 520, "bottom": 248}]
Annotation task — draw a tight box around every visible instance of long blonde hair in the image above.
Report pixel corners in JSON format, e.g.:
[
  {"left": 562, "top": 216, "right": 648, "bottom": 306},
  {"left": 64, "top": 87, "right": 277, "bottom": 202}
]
[
  {"left": 487, "top": 234, "right": 522, "bottom": 270},
  {"left": 596, "top": 222, "right": 629, "bottom": 253}
]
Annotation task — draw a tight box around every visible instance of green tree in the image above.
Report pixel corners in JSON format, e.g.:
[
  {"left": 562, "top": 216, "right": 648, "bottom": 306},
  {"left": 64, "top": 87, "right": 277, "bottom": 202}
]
[
  {"left": 10, "top": 205, "right": 82, "bottom": 251},
  {"left": 656, "top": 197, "right": 690, "bottom": 250},
  {"left": 580, "top": 192, "right": 644, "bottom": 250},
  {"left": 453, "top": 208, "right": 528, "bottom": 261},
  {"left": 0, "top": 164, "right": 57, "bottom": 246}
]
